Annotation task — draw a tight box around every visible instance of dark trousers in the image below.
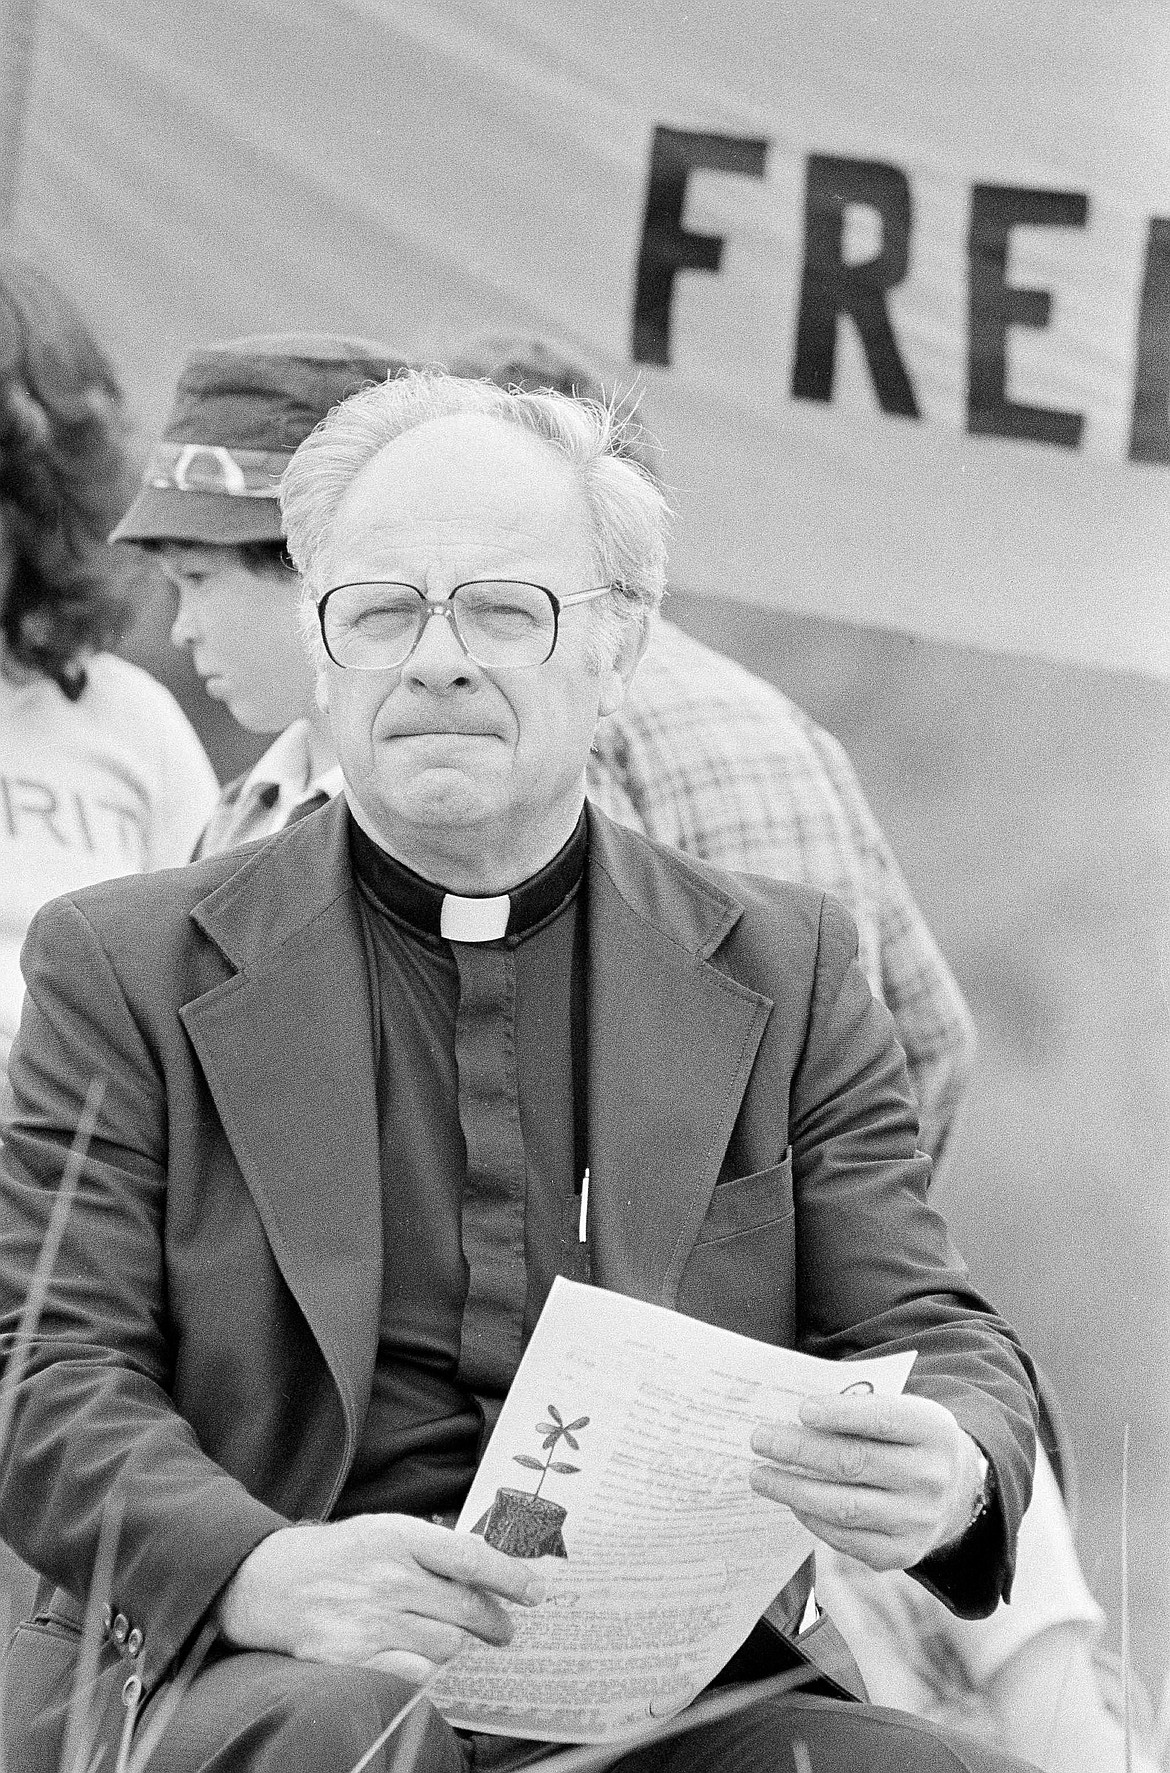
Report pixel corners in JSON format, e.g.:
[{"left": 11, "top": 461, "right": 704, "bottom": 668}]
[{"left": 136, "top": 1652, "right": 1040, "bottom": 1773}]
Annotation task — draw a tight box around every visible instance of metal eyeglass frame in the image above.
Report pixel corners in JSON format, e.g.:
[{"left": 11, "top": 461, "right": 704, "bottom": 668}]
[{"left": 316, "top": 579, "right": 615, "bottom": 671}]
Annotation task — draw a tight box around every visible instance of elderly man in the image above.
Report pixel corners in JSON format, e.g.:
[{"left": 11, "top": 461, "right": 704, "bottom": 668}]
[
  {"left": 121, "top": 332, "right": 972, "bottom": 1176},
  {"left": 1, "top": 372, "right": 1037, "bottom": 1773}
]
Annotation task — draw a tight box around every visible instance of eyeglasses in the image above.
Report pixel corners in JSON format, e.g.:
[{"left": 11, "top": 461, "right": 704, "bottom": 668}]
[{"left": 317, "top": 579, "right": 614, "bottom": 672}]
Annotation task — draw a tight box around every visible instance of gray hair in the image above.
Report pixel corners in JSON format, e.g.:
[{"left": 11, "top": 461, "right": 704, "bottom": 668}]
[
  {"left": 444, "top": 335, "right": 665, "bottom": 484},
  {"left": 280, "top": 368, "right": 670, "bottom": 666}
]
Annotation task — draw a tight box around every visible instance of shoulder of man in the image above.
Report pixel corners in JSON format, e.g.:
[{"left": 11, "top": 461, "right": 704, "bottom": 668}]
[
  {"left": 26, "top": 799, "right": 342, "bottom": 963},
  {"left": 589, "top": 801, "right": 860, "bottom": 985}
]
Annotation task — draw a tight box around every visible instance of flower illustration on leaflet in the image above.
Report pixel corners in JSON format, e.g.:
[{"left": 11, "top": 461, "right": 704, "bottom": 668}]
[{"left": 472, "top": 1405, "right": 590, "bottom": 1559}]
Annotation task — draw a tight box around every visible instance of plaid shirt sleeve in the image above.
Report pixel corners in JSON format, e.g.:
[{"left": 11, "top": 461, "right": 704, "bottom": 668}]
[
  {"left": 794, "top": 718, "right": 977, "bottom": 1177},
  {"left": 588, "top": 620, "right": 976, "bottom": 1176}
]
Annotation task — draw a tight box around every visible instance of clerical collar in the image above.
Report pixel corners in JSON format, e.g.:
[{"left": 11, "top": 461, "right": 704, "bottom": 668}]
[{"left": 348, "top": 810, "right": 588, "bottom": 944}]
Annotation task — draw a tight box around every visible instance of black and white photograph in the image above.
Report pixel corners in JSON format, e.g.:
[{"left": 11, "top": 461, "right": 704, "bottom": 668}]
[{"left": 0, "top": 6, "right": 1165, "bottom": 1771}]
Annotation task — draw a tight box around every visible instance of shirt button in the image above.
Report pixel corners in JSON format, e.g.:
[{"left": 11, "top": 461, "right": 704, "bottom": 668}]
[
  {"left": 121, "top": 1674, "right": 143, "bottom": 1709},
  {"left": 112, "top": 1614, "right": 129, "bottom": 1645},
  {"left": 126, "top": 1627, "right": 143, "bottom": 1657},
  {"left": 101, "top": 1605, "right": 113, "bottom": 1634}
]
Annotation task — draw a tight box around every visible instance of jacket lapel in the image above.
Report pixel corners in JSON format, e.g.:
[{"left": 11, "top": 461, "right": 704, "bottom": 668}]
[
  {"left": 179, "top": 801, "right": 382, "bottom": 1460},
  {"left": 178, "top": 799, "right": 769, "bottom": 1437},
  {"left": 585, "top": 806, "right": 772, "bottom": 1307}
]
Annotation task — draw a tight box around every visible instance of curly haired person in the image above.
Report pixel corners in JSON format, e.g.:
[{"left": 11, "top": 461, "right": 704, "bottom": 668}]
[{"left": 0, "top": 256, "right": 217, "bottom": 1082}]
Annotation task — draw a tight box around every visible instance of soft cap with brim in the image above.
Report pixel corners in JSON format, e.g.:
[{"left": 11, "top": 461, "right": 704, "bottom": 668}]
[{"left": 111, "top": 333, "right": 406, "bottom": 546}]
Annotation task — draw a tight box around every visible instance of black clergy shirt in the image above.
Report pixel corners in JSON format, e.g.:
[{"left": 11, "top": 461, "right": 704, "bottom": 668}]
[{"left": 334, "top": 810, "right": 589, "bottom": 1523}]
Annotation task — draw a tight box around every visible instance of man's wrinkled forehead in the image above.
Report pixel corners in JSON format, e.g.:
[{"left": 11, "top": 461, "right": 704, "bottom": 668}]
[{"left": 323, "top": 412, "right": 592, "bottom": 578}]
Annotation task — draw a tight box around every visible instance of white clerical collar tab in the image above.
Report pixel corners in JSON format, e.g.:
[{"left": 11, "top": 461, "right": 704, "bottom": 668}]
[{"left": 440, "top": 892, "right": 511, "bottom": 943}]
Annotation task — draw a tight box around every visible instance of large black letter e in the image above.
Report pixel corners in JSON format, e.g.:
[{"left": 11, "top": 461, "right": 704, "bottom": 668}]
[{"left": 967, "top": 184, "right": 1088, "bottom": 447}]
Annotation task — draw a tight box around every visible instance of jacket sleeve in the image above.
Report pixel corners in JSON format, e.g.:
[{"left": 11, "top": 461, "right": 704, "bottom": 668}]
[
  {"left": 0, "top": 895, "right": 288, "bottom": 1688},
  {"left": 802, "top": 721, "right": 978, "bottom": 1182},
  {"left": 790, "top": 892, "right": 1038, "bottom": 1617}
]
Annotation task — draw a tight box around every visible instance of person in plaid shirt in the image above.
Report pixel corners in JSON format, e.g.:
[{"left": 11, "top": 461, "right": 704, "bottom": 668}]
[{"left": 585, "top": 619, "right": 974, "bottom": 1176}]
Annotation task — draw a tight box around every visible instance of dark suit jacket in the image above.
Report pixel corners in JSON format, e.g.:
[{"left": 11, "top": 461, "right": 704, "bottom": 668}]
[{"left": 0, "top": 799, "right": 1036, "bottom": 1702}]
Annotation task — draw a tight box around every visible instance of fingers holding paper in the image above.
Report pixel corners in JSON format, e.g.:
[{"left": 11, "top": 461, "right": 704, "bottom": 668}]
[
  {"left": 215, "top": 1514, "right": 546, "bottom": 1684},
  {"left": 749, "top": 1390, "right": 985, "bottom": 1571}
]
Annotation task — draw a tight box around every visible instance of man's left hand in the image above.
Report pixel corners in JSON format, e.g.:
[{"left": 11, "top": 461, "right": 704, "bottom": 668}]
[{"left": 749, "top": 1392, "right": 986, "bottom": 1571}]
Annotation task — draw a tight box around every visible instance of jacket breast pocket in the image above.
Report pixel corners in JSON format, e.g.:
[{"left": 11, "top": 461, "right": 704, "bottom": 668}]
[{"left": 676, "top": 1152, "right": 796, "bottom": 1346}]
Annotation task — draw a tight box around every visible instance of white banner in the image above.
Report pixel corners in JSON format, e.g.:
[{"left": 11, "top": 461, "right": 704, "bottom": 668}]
[{"left": 8, "top": 0, "right": 1170, "bottom": 674}]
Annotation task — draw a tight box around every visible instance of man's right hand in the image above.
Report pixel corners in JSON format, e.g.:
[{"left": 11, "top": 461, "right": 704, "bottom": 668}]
[{"left": 215, "top": 1514, "right": 545, "bottom": 1686}]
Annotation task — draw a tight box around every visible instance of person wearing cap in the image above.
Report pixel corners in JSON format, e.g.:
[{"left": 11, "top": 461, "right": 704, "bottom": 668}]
[
  {"left": 110, "top": 335, "right": 407, "bottom": 854},
  {"left": 0, "top": 368, "right": 1038, "bottom": 1773}
]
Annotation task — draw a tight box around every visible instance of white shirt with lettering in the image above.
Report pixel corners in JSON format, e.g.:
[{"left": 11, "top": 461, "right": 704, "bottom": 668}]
[{"left": 0, "top": 653, "right": 219, "bottom": 1074}]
